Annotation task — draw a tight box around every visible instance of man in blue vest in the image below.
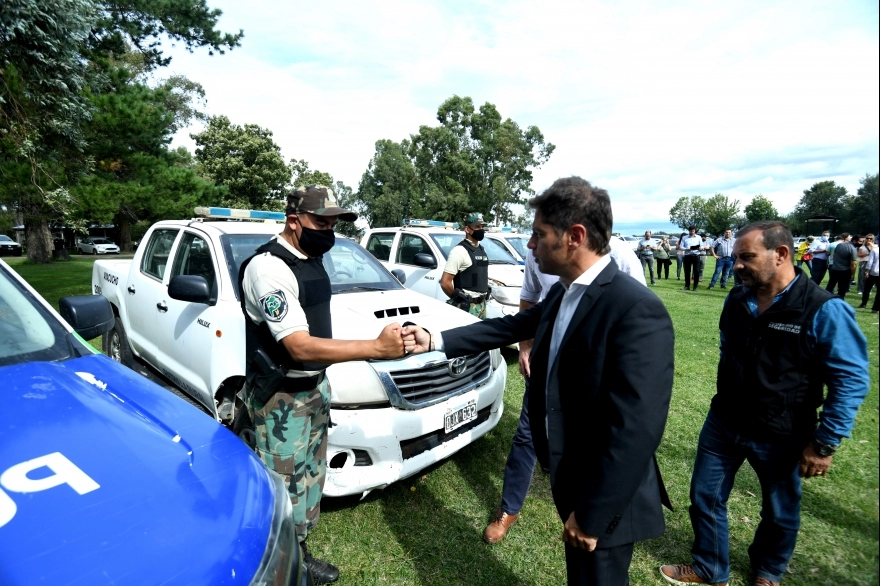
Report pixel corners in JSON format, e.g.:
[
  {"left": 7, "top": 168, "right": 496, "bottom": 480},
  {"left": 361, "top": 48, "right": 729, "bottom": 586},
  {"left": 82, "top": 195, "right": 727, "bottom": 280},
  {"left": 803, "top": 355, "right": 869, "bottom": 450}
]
[
  {"left": 239, "top": 185, "right": 406, "bottom": 584},
  {"left": 440, "top": 212, "right": 490, "bottom": 318},
  {"left": 660, "top": 221, "right": 868, "bottom": 586}
]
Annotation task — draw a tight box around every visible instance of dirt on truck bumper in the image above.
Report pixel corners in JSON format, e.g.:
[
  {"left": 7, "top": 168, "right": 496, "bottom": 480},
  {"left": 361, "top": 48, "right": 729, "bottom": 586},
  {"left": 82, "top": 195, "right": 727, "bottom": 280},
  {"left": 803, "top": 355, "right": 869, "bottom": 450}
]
[{"left": 324, "top": 363, "right": 507, "bottom": 498}]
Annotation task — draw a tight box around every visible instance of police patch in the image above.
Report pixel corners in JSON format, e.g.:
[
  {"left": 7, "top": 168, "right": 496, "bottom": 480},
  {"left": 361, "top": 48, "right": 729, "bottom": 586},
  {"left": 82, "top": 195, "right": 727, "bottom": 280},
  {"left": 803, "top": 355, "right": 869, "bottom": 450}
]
[{"left": 259, "top": 290, "right": 289, "bottom": 322}]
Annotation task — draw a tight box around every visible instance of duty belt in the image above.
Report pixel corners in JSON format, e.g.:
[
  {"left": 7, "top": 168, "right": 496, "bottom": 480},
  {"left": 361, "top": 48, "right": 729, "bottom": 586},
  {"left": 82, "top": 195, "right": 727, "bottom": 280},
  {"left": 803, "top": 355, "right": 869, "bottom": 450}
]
[{"left": 284, "top": 370, "right": 326, "bottom": 392}]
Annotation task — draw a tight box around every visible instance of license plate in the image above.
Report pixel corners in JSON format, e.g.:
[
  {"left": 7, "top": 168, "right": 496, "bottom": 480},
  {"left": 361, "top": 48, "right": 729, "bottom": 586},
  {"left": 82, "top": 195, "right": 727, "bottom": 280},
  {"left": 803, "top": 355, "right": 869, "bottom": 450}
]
[{"left": 444, "top": 399, "right": 477, "bottom": 433}]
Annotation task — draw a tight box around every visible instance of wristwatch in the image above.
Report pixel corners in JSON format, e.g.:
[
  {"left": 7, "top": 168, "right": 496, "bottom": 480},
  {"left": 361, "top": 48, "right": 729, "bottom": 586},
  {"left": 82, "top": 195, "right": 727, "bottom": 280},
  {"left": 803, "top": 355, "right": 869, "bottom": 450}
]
[{"left": 812, "top": 439, "right": 838, "bottom": 457}]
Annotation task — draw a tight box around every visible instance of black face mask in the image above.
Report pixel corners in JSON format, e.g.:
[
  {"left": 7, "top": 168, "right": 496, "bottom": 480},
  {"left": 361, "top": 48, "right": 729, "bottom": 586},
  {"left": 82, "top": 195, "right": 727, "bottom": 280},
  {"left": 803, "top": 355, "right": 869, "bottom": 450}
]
[
  {"left": 297, "top": 223, "right": 335, "bottom": 257},
  {"left": 471, "top": 229, "right": 485, "bottom": 241}
]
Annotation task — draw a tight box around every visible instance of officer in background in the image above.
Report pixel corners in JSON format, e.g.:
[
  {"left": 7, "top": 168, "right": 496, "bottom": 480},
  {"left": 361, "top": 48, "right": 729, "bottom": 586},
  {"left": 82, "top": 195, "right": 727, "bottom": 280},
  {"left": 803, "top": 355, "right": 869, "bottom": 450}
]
[
  {"left": 440, "top": 212, "right": 490, "bottom": 318},
  {"left": 239, "top": 185, "right": 405, "bottom": 584}
]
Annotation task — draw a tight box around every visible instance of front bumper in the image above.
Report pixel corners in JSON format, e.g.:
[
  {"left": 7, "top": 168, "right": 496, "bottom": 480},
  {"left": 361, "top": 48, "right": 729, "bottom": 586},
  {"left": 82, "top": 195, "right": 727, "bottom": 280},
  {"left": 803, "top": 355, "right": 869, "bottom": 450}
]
[{"left": 323, "top": 362, "right": 507, "bottom": 497}]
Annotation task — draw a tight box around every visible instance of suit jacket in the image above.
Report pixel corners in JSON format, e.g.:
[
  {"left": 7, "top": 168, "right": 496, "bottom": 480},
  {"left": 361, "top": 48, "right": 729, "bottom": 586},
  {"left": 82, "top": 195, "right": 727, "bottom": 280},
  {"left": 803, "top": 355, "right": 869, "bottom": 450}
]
[{"left": 443, "top": 259, "right": 674, "bottom": 548}]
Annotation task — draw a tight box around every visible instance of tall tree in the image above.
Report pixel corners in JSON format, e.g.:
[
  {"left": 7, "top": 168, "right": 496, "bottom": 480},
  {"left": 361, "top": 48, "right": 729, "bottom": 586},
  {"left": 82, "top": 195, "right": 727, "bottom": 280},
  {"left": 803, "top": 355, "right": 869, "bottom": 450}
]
[
  {"left": 669, "top": 195, "right": 708, "bottom": 232},
  {"left": 291, "top": 159, "right": 334, "bottom": 189},
  {"left": 845, "top": 173, "right": 878, "bottom": 235},
  {"left": 191, "top": 116, "right": 290, "bottom": 210},
  {"left": 703, "top": 193, "right": 741, "bottom": 235},
  {"left": 357, "top": 139, "right": 420, "bottom": 228},
  {"left": 744, "top": 194, "right": 779, "bottom": 224},
  {"left": 408, "top": 96, "right": 554, "bottom": 224},
  {"left": 790, "top": 180, "right": 849, "bottom": 235}
]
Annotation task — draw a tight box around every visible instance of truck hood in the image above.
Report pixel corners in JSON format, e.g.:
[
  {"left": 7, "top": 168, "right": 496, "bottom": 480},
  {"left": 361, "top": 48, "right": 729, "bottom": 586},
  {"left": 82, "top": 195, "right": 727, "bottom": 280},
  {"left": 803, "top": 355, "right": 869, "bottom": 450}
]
[
  {"left": 330, "top": 287, "right": 481, "bottom": 339},
  {"left": 488, "top": 263, "right": 524, "bottom": 287},
  {"left": 0, "top": 355, "right": 272, "bottom": 585}
]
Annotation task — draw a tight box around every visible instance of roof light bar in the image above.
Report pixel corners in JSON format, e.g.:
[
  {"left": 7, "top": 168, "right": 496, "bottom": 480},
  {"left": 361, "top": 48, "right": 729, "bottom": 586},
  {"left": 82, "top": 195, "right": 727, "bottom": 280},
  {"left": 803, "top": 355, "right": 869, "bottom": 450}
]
[
  {"left": 403, "top": 218, "right": 459, "bottom": 229},
  {"left": 194, "top": 207, "right": 286, "bottom": 221}
]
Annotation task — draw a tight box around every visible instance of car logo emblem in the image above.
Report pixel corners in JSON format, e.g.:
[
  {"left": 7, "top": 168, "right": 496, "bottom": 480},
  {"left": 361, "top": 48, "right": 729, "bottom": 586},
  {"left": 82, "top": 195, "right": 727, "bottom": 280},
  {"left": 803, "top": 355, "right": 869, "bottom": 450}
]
[{"left": 448, "top": 357, "right": 467, "bottom": 378}]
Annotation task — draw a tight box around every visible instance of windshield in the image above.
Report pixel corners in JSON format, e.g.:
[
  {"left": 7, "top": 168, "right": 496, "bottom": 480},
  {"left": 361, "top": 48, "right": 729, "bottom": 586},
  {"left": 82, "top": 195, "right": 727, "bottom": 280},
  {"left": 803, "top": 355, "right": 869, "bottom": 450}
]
[
  {"left": 0, "top": 263, "right": 80, "bottom": 367},
  {"left": 0, "top": 236, "right": 13, "bottom": 242},
  {"left": 503, "top": 236, "right": 529, "bottom": 258},
  {"left": 221, "top": 234, "right": 404, "bottom": 299},
  {"left": 93, "top": 238, "right": 112, "bottom": 244},
  {"left": 430, "top": 232, "right": 518, "bottom": 264}
]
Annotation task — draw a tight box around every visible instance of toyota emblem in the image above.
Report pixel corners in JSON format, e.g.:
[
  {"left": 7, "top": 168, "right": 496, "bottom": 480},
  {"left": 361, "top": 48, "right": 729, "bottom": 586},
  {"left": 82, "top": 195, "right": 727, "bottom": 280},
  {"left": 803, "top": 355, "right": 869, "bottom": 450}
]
[{"left": 448, "top": 357, "right": 468, "bottom": 378}]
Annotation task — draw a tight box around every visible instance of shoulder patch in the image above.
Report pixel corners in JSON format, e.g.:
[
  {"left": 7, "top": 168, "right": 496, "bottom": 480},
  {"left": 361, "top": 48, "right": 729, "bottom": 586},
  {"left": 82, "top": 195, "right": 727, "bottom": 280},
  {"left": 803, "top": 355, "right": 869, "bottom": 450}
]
[{"left": 259, "top": 290, "right": 289, "bottom": 322}]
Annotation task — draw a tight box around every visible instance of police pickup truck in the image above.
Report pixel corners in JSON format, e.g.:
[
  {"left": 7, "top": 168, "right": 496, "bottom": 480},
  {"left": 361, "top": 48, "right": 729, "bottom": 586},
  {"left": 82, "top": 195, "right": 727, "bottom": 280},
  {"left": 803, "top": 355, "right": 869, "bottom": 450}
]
[
  {"left": 360, "top": 220, "right": 525, "bottom": 319},
  {"left": 92, "top": 208, "right": 507, "bottom": 498},
  {"left": 0, "top": 258, "right": 308, "bottom": 585}
]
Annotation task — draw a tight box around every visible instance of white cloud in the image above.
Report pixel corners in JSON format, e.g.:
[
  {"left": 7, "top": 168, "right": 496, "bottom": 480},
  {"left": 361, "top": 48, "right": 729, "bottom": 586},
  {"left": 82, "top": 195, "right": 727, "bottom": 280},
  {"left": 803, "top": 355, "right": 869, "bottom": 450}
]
[{"left": 165, "top": 0, "right": 879, "bottom": 225}]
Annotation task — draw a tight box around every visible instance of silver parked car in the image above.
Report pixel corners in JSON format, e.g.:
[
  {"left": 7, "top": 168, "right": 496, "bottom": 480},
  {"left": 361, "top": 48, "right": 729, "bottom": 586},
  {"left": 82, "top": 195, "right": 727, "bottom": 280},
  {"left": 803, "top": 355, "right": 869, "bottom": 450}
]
[
  {"left": 0, "top": 235, "right": 23, "bottom": 257},
  {"left": 77, "top": 237, "right": 120, "bottom": 255}
]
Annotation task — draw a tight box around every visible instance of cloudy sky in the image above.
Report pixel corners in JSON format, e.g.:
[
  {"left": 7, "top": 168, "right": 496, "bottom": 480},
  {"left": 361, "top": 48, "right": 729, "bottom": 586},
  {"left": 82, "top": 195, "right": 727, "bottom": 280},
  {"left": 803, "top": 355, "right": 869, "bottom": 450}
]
[{"left": 164, "top": 0, "right": 878, "bottom": 232}]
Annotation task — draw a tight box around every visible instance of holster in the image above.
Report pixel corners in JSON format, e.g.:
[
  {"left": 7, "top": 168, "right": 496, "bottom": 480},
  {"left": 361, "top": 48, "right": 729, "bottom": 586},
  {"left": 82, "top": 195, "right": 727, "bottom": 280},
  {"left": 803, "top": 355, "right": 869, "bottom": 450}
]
[{"left": 246, "top": 348, "right": 288, "bottom": 406}]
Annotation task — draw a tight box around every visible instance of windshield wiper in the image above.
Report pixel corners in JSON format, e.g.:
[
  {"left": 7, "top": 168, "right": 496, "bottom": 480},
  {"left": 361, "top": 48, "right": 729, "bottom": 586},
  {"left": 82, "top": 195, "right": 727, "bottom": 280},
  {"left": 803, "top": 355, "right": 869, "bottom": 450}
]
[
  {"left": 488, "top": 260, "right": 516, "bottom": 265},
  {"left": 335, "top": 286, "right": 390, "bottom": 293}
]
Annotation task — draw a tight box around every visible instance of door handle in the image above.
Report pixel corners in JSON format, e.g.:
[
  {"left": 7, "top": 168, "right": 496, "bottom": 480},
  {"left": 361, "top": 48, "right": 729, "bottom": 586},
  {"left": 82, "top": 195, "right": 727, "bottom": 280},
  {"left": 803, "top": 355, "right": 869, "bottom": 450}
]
[
  {"left": 128, "top": 285, "right": 136, "bottom": 294},
  {"left": 156, "top": 301, "right": 168, "bottom": 313}
]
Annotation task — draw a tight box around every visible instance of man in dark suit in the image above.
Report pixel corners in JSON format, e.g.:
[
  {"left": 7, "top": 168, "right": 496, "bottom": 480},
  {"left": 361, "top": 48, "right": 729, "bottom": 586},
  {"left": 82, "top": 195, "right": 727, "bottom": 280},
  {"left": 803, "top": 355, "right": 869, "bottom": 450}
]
[{"left": 403, "top": 176, "right": 675, "bottom": 585}]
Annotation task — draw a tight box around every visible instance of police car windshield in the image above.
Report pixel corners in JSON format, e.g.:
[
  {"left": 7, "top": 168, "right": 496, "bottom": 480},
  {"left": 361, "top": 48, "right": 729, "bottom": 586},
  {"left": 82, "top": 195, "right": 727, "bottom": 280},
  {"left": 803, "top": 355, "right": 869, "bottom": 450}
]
[
  {"left": 0, "top": 263, "right": 78, "bottom": 367},
  {"left": 430, "top": 233, "right": 518, "bottom": 264},
  {"left": 221, "top": 234, "right": 403, "bottom": 299},
  {"left": 503, "top": 235, "right": 529, "bottom": 257}
]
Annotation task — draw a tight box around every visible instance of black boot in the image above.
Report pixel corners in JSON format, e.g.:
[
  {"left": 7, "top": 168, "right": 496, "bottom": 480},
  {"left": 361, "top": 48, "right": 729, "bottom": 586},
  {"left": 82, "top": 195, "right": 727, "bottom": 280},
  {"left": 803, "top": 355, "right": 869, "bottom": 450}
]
[{"left": 300, "top": 541, "right": 339, "bottom": 584}]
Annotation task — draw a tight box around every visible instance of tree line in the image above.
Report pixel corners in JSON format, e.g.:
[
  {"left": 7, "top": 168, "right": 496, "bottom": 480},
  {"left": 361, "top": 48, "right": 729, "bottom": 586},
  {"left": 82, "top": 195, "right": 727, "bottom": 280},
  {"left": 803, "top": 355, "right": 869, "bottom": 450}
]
[{"left": 669, "top": 174, "right": 878, "bottom": 237}]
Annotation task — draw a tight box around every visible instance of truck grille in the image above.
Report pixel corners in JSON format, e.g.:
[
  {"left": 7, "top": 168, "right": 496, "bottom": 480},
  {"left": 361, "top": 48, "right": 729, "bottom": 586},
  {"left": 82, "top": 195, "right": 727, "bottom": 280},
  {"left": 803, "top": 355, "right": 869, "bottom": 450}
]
[{"left": 375, "top": 352, "right": 493, "bottom": 409}]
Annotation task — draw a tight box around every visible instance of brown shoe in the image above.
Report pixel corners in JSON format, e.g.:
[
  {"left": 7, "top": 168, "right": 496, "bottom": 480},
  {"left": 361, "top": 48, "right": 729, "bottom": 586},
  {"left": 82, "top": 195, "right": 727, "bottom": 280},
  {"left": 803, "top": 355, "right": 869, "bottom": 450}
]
[
  {"left": 483, "top": 510, "right": 519, "bottom": 543},
  {"left": 659, "top": 564, "right": 728, "bottom": 585},
  {"left": 753, "top": 578, "right": 779, "bottom": 586}
]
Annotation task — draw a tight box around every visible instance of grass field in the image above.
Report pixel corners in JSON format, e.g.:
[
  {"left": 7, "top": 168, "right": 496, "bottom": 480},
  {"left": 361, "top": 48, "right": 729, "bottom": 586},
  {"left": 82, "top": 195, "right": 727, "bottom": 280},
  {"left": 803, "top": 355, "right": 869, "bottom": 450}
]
[{"left": 7, "top": 255, "right": 878, "bottom": 586}]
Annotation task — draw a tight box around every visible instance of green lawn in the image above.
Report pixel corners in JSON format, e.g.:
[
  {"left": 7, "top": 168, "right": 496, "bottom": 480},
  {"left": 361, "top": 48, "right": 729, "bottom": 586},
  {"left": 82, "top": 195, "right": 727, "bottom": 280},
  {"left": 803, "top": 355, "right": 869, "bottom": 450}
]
[{"left": 8, "top": 256, "right": 878, "bottom": 585}]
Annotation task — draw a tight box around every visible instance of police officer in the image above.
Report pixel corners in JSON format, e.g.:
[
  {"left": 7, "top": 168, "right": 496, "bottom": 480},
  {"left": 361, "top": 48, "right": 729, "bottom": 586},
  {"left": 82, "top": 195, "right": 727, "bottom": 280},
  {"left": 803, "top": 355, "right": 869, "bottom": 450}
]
[
  {"left": 440, "top": 212, "right": 490, "bottom": 318},
  {"left": 239, "top": 185, "right": 405, "bottom": 584}
]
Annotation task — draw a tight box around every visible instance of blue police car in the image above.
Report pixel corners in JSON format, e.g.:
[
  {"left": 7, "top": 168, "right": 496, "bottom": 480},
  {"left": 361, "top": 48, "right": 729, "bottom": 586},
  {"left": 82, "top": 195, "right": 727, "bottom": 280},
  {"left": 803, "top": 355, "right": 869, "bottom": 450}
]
[{"left": 0, "top": 259, "right": 309, "bottom": 585}]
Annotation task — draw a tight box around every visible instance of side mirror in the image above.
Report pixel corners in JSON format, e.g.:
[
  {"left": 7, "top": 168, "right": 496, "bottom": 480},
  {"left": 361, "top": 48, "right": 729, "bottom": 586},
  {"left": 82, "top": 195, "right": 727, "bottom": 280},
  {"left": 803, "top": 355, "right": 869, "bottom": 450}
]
[
  {"left": 168, "top": 275, "right": 213, "bottom": 305},
  {"left": 412, "top": 253, "right": 437, "bottom": 269},
  {"left": 391, "top": 269, "right": 406, "bottom": 285},
  {"left": 59, "top": 295, "right": 114, "bottom": 340}
]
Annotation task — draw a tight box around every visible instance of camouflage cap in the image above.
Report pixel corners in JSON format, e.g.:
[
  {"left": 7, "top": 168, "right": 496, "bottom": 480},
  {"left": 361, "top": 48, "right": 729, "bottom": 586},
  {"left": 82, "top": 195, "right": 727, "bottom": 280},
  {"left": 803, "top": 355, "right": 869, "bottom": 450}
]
[
  {"left": 287, "top": 184, "right": 358, "bottom": 222},
  {"left": 465, "top": 212, "right": 484, "bottom": 226}
]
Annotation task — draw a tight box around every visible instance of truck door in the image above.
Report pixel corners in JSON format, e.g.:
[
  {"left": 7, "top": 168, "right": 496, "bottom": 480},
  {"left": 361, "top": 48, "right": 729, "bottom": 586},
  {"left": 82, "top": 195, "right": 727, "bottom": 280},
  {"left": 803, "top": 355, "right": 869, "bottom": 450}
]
[
  {"left": 125, "top": 228, "right": 180, "bottom": 363},
  {"left": 153, "top": 231, "right": 218, "bottom": 407},
  {"left": 393, "top": 233, "right": 444, "bottom": 300}
]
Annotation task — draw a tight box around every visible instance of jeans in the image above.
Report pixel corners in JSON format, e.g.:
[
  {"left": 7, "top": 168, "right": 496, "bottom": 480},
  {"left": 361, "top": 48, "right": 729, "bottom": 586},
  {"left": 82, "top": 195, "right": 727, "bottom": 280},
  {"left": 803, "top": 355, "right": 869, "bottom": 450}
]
[
  {"left": 698, "top": 256, "right": 707, "bottom": 281},
  {"left": 640, "top": 256, "right": 655, "bottom": 283},
  {"left": 676, "top": 254, "right": 684, "bottom": 278},
  {"left": 810, "top": 257, "right": 828, "bottom": 284},
  {"left": 689, "top": 411, "right": 802, "bottom": 584},
  {"left": 500, "top": 378, "right": 537, "bottom": 515},
  {"left": 857, "top": 261, "right": 867, "bottom": 292},
  {"left": 709, "top": 257, "right": 733, "bottom": 288},
  {"left": 825, "top": 268, "right": 852, "bottom": 298},
  {"left": 796, "top": 259, "right": 812, "bottom": 277}
]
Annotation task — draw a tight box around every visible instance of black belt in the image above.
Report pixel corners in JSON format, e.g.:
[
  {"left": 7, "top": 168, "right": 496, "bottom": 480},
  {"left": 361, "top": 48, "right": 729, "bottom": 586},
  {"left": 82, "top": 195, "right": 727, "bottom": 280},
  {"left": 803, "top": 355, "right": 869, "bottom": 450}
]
[{"left": 284, "top": 370, "right": 326, "bottom": 392}]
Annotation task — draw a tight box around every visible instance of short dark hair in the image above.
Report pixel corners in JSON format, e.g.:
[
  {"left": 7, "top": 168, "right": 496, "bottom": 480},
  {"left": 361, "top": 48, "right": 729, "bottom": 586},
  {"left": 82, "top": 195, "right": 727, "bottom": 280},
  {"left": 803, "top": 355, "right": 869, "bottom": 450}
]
[
  {"left": 528, "top": 176, "right": 611, "bottom": 254},
  {"left": 737, "top": 221, "right": 794, "bottom": 255},
  {"left": 839, "top": 232, "right": 849, "bottom": 240}
]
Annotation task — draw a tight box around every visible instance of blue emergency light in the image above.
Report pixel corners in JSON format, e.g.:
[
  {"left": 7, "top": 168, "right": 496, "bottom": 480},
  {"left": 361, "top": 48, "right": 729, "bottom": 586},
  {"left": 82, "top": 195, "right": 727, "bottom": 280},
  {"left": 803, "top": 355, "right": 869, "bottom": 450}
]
[{"left": 194, "top": 207, "right": 286, "bottom": 221}]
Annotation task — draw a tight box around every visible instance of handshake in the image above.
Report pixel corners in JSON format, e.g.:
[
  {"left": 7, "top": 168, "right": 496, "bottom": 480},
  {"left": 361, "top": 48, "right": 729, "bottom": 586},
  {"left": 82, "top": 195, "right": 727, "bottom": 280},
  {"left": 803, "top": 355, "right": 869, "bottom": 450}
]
[{"left": 373, "top": 322, "right": 434, "bottom": 358}]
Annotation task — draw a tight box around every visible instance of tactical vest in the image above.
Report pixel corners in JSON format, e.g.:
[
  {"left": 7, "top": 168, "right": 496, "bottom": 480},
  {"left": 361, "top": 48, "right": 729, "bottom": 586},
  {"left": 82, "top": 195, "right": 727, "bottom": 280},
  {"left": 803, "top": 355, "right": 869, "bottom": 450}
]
[
  {"left": 712, "top": 270, "right": 832, "bottom": 442},
  {"left": 452, "top": 239, "right": 489, "bottom": 293},
  {"left": 238, "top": 240, "right": 332, "bottom": 374}
]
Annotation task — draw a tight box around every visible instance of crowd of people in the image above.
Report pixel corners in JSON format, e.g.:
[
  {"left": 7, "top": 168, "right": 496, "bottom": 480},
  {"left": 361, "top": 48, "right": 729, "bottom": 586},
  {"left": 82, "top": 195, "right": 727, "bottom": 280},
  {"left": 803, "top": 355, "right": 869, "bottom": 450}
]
[{"left": 237, "top": 182, "right": 872, "bottom": 585}]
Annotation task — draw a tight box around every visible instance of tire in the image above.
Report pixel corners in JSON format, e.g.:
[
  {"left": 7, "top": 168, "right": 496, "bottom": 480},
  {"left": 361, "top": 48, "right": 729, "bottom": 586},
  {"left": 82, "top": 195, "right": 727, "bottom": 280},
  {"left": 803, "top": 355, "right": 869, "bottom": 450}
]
[
  {"left": 232, "top": 404, "right": 257, "bottom": 451},
  {"left": 78, "top": 248, "right": 84, "bottom": 255},
  {"left": 102, "top": 317, "right": 135, "bottom": 368},
  {"left": 92, "top": 249, "right": 97, "bottom": 255}
]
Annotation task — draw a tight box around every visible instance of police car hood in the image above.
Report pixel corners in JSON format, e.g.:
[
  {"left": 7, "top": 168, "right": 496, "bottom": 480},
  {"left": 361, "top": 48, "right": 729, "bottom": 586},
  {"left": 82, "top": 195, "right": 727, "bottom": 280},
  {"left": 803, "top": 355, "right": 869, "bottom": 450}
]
[
  {"left": 0, "top": 354, "right": 273, "bottom": 585},
  {"left": 487, "top": 263, "right": 524, "bottom": 286},
  {"left": 329, "top": 287, "right": 481, "bottom": 338}
]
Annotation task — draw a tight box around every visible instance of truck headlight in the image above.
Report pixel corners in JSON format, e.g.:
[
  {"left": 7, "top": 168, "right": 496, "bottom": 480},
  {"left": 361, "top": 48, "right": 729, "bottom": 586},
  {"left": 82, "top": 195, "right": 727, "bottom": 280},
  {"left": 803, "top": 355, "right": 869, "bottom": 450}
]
[
  {"left": 490, "top": 286, "right": 521, "bottom": 306},
  {"left": 490, "top": 348, "right": 502, "bottom": 370},
  {"left": 249, "top": 469, "right": 301, "bottom": 586}
]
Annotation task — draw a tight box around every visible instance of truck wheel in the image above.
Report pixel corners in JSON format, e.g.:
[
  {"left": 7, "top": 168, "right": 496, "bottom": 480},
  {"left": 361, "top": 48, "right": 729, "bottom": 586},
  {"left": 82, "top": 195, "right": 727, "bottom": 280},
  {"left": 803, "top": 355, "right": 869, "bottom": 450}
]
[
  {"left": 233, "top": 406, "right": 257, "bottom": 451},
  {"left": 103, "top": 318, "right": 135, "bottom": 368}
]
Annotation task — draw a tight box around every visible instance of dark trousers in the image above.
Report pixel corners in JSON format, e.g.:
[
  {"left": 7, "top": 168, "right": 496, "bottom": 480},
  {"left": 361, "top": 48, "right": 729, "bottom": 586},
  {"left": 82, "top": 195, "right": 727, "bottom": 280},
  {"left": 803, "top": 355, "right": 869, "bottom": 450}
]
[
  {"left": 656, "top": 258, "right": 671, "bottom": 279},
  {"left": 565, "top": 542, "right": 634, "bottom": 586},
  {"left": 640, "top": 256, "right": 655, "bottom": 283},
  {"left": 862, "top": 275, "right": 880, "bottom": 310},
  {"left": 810, "top": 257, "right": 828, "bottom": 284},
  {"left": 500, "top": 378, "right": 537, "bottom": 515},
  {"left": 826, "top": 268, "right": 853, "bottom": 298},
  {"left": 683, "top": 256, "right": 699, "bottom": 289}
]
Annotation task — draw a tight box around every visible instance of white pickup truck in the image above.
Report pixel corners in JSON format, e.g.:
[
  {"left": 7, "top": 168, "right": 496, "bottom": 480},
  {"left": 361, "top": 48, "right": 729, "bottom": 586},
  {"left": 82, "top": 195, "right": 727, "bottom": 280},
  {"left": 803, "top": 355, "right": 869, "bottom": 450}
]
[
  {"left": 92, "top": 208, "right": 507, "bottom": 497},
  {"left": 360, "top": 222, "right": 525, "bottom": 319}
]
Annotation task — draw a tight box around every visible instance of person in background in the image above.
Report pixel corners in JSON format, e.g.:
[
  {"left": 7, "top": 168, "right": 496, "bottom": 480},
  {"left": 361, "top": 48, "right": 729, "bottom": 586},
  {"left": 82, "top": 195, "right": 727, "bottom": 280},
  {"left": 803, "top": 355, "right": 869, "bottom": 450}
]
[
  {"left": 440, "top": 212, "right": 490, "bottom": 318},
  {"left": 795, "top": 236, "right": 813, "bottom": 276},
  {"left": 697, "top": 233, "right": 712, "bottom": 284},
  {"left": 707, "top": 229, "right": 735, "bottom": 290},
  {"left": 681, "top": 227, "right": 702, "bottom": 291},
  {"left": 859, "top": 239, "right": 879, "bottom": 311},
  {"left": 825, "top": 233, "right": 858, "bottom": 299},
  {"left": 856, "top": 234, "right": 872, "bottom": 294},
  {"left": 676, "top": 232, "right": 687, "bottom": 280},
  {"left": 655, "top": 236, "right": 672, "bottom": 280},
  {"left": 638, "top": 230, "right": 657, "bottom": 285},
  {"left": 809, "top": 231, "right": 831, "bottom": 284}
]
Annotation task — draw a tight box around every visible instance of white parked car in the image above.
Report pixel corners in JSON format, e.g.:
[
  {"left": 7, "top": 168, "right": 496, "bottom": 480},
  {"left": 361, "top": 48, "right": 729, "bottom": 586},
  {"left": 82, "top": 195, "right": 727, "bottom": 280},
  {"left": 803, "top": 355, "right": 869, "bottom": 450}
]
[
  {"left": 77, "top": 237, "right": 120, "bottom": 255},
  {"left": 0, "top": 235, "right": 22, "bottom": 257},
  {"left": 485, "top": 232, "right": 530, "bottom": 264}
]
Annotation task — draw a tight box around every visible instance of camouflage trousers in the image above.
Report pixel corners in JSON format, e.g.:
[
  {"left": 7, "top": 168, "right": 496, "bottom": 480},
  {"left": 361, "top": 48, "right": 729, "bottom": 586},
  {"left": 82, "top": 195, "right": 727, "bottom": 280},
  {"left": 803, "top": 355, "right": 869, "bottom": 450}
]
[
  {"left": 446, "top": 297, "right": 487, "bottom": 319},
  {"left": 245, "top": 377, "right": 331, "bottom": 541}
]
